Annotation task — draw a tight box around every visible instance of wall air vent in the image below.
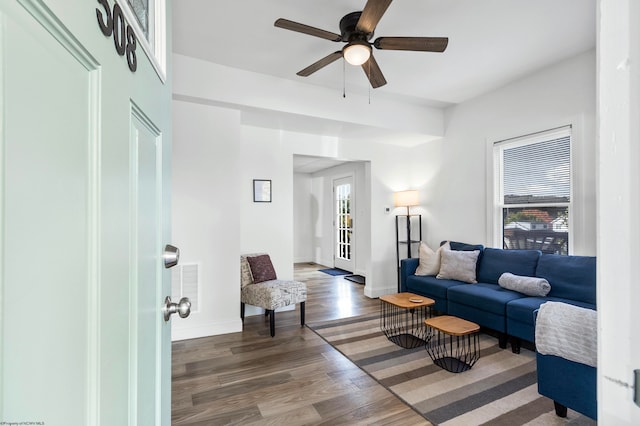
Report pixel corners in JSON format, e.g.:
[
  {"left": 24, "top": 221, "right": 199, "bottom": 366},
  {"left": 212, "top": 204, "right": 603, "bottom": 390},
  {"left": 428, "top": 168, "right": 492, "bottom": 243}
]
[{"left": 171, "top": 263, "right": 199, "bottom": 312}]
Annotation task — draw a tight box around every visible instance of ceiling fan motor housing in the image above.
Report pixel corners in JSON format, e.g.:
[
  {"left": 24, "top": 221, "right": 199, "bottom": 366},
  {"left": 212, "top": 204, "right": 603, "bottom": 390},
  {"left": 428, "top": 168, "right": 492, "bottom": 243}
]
[{"left": 339, "top": 11, "right": 373, "bottom": 42}]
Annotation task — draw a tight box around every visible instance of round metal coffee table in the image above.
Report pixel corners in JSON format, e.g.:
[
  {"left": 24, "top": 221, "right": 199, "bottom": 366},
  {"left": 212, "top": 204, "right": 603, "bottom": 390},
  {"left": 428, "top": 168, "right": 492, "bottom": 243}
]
[{"left": 379, "top": 292, "right": 435, "bottom": 349}]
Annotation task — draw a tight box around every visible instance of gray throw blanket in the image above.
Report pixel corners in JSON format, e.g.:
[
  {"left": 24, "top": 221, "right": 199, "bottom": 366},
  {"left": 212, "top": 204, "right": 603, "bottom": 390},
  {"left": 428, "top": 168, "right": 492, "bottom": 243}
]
[{"left": 535, "top": 301, "right": 597, "bottom": 368}]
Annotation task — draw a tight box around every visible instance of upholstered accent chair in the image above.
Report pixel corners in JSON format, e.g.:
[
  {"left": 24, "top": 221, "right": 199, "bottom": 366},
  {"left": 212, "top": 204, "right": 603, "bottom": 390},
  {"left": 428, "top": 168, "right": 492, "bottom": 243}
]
[{"left": 240, "top": 253, "right": 307, "bottom": 337}]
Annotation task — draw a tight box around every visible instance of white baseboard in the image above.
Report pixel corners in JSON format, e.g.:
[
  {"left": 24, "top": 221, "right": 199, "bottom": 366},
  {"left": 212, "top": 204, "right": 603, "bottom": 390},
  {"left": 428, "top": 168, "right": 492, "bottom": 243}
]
[
  {"left": 364, "top": 284, "right": 396, "bottom": 299},
  {"left": 317, "top": 257, "right": 333, "bottom": 268},
  {"left": 171, "top": 319, "right": 242, "bottom": 341}
]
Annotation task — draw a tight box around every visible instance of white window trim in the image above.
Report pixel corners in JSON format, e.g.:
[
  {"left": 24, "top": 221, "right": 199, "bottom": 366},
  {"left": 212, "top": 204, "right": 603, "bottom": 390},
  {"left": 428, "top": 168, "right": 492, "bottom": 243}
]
[
  {"left": 486, "top": 123, "right": 576, "bottom": 254},
  {"left": 116, "top": 0, "right": 166, "bottom": 82}
]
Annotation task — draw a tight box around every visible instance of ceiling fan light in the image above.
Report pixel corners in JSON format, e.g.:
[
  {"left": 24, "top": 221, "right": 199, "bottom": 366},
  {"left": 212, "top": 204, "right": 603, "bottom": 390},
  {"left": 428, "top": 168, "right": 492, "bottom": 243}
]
[{"left": 343, "top": 42, "right": 371, "bottom": 66}]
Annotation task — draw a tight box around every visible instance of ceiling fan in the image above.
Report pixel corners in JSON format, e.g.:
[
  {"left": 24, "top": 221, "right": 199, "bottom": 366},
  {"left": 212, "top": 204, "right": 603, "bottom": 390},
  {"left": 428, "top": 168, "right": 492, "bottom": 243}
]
[{"left": 274, "top": 0, "right": 448, "bottom": 89}]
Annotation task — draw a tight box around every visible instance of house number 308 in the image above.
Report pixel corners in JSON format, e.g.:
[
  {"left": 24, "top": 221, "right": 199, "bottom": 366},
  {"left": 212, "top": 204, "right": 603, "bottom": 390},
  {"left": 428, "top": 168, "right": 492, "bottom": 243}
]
[{"left": 96, "top": 0, "right": 137, "bottom": 72}]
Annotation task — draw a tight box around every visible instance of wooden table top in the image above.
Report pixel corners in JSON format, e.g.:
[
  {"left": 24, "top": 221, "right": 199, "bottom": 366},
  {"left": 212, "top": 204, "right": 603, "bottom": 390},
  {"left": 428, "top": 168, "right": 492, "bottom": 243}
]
[
  {"left": 424, "top": 315, "right": 480, "bottom": 336},
  {"left": 379, "top": 292, "right": 435, "bottom": 309}
]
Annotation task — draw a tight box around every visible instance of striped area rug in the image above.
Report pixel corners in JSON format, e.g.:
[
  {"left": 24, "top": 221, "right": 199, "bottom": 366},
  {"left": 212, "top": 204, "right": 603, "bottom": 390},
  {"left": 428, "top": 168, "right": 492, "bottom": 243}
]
[{"left": 307, "top": 313, "right": 595, "bottom": 426}]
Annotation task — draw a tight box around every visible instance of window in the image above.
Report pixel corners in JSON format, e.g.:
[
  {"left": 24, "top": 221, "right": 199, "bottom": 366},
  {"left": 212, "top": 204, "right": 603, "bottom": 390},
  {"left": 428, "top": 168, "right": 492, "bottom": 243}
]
[
  {"left": 494, "top": 126, "right": 571, "bottom": 254},
  {"left": 335, "top": 182, "right": 352, "bottom": 261},
  {"left": 127, "top": 0, "right": 151, "bottom": 40},
  {"left": 119, "top": 0, "right": 166, "bottom": 81}
]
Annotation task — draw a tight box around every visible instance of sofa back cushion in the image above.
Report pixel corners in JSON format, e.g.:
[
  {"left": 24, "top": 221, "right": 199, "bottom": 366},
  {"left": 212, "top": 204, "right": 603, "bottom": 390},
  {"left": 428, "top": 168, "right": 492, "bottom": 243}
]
[
  {"left": 449, "top": 241, "right": 484, "bottom": 252},
  {"left": 477, "top": 248, "right": 541, "bottom": 284},
  {"left": 535, "top": 253, "right": 596, "bottom": 305}
]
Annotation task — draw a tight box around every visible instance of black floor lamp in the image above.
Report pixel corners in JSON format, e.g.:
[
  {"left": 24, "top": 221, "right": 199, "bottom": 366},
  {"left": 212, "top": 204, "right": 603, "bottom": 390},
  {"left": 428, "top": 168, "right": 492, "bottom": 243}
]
[{"left": 394, "top": 190, "right": 420, "bottom": 258}]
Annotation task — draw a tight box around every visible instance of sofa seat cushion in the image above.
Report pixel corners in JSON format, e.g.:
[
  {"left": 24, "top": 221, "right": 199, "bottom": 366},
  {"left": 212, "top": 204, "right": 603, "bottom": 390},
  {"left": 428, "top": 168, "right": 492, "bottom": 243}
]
[
  {"left": 241, "top": 279, "right": 307, "bottom": 310},
  {"left": 447, "top": 283, "right": 525, "bottom": 315},
  {"left": 506, "top": 297, "right": 595, "bottom": 324},
  {"left": 477, "top": 248, "right": 541, "bottom": 284},
  {"left": 406, "top": 275, "right": 463, "bottom": 301}
]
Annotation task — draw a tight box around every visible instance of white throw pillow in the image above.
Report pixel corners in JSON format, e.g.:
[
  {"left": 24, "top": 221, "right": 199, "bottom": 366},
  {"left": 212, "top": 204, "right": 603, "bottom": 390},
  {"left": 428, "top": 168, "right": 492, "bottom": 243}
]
[
  {"left": 436, "top": 249, "right": 480, "bottom": 283},
  {"left": 416, "top": 241, "right": 449, "bottom": 276}
]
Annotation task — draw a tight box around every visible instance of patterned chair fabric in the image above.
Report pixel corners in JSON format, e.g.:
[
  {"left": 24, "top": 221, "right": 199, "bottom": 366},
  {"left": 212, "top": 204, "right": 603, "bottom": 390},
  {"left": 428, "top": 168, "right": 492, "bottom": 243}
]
[{"left": 240, "top": 254, "right": 307, "bottom": 337}]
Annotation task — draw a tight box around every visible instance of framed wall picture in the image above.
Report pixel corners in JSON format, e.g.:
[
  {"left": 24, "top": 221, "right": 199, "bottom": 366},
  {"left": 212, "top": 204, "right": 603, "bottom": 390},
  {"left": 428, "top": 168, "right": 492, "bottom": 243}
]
[{"left": 253, "top": 179, "right": 272, "bottom": 202}]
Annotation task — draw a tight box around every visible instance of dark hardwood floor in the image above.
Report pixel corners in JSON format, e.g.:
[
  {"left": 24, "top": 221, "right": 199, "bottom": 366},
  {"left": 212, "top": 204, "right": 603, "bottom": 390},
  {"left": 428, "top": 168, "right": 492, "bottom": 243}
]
[{"left": 171, "top": 263, "right": 430, "bottom": 425}]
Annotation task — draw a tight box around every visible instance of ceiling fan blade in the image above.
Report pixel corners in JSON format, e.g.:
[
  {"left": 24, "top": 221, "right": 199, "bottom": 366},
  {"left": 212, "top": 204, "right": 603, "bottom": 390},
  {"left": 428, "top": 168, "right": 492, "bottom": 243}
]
[
  {"left": 274, "top": 18, "right": 342, "bottom": 42},
  {"left": 297, "top": 51, "right": 343, "bottom": 77},
  {"left": 356, "top": 0, "right": 393, "bottom": 34},
  {"left": 361, "top": 54, "right": 387, "bottom": 88},
  {"left": 374, "top": 36, "right": 449, "bottom": 52}
]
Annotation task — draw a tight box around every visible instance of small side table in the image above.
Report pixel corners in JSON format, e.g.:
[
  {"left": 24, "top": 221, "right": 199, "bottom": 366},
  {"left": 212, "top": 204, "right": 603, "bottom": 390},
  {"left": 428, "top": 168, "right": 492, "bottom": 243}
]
[
  {"left": 424, "top": 315, "right": 480, "bottom": 373},
  {"left": 380, "top": 292, "right": 434, "bottom": 349}
]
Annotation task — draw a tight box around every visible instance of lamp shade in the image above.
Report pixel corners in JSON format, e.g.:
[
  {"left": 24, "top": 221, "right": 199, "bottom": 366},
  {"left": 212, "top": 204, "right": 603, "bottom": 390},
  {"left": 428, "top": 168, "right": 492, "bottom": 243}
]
[
  {"left": 343, "top": 42, "right": 371, "bottom": 66},
  {"left": 394, "top": 190, "right": 419, "bottom": 207}
]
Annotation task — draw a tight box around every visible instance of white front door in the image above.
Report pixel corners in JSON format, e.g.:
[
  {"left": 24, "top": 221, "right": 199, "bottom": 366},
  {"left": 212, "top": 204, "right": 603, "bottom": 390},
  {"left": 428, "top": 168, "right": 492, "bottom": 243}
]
[
  {"left": 334, "top": 176, "right": 354, "bottom": 272},
  {"left": 0, "top": 1, "right": 174, "bottom": 424}
]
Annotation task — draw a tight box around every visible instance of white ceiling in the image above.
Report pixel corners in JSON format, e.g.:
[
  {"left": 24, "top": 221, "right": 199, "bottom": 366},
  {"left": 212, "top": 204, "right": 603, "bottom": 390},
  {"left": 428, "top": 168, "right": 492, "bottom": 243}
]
[
  {"left": 173, "top": 0, "right": 595, "bottom": 173},
  {"left": 173, "top": 0, "right": 595, "bottom": 106},
  {"left": 292, "top": 155, "right": 349, "bottom": 174}
]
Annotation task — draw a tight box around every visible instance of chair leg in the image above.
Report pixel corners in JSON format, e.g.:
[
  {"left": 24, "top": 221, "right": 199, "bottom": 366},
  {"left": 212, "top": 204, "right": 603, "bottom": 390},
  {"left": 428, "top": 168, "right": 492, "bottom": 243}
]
[
  {"left": 240, "top": 302, "right": 245, "bottom": 322},
  {"left": 300, "top": 301, "right": 305, "bottom": 327},
  {"left": 269, "top": 310, "right": 275, "bottom": 337}
]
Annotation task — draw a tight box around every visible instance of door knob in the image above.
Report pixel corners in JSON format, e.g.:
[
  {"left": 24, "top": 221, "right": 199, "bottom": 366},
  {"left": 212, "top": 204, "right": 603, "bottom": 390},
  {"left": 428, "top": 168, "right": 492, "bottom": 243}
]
[
  {"left": 163, "top": 244, "right": 180, "bottom": 268},
  {"left": 163, "top": 296, "right": 191, "bottom": 321}
]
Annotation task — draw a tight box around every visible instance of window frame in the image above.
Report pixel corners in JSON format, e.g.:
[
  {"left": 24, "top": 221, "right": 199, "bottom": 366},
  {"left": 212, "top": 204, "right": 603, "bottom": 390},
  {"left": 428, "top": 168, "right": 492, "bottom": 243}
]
[
  {"left": 490, "top": 125, "right": 574, "bottom": 254},
  {"left": 116, "top": 0, "right": 167, "bottom": 82}
]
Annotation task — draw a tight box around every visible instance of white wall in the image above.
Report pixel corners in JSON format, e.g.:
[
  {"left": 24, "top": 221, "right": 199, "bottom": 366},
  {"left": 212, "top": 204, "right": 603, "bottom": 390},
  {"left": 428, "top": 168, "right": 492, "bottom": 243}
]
[
  {"left": 171, "top": 100, "right": 242, "bottom": 340},
  {"left": 238, "top": 126, "right": 298, "bottom": 316},
  {"left": 411, "top": 50, "right": 597, "bottom": 255},
  {"left": 293, "top": 173, "right": 314, "bottom": 263},
  {"left": 597, "top": 1, "right": 640, "bottom": 422}
]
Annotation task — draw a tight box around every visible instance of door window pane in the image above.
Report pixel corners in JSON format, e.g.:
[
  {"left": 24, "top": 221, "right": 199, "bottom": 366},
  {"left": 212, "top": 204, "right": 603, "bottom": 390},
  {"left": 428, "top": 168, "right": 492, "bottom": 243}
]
[
  {"left": 127, "top": 0, "right": 149, "bottom": 38},
  {"left": 336, "top": 183, "right": 352, "bottom": 261}
]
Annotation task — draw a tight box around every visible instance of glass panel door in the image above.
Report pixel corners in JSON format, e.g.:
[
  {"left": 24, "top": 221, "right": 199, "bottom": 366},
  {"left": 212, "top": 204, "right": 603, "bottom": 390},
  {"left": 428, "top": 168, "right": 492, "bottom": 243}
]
[{"left": 334, "top": 176, "right": 354, "bottom": 272}]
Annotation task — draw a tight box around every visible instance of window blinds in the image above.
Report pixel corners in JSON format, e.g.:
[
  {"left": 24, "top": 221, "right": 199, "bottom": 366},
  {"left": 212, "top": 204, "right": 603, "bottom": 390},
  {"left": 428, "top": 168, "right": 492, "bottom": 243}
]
[{"left": 498, "top": 126, "right": 571, "bottom": 205}]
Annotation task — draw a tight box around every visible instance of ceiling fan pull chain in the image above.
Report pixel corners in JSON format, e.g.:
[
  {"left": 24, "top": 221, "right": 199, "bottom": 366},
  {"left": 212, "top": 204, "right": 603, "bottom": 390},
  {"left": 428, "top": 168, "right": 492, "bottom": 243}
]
[
  {"left": 343, "top": 58, "right": 346, "bottom": 98},
  {"left": 368, "top": 60, "right": 371, "bottom": 104}
]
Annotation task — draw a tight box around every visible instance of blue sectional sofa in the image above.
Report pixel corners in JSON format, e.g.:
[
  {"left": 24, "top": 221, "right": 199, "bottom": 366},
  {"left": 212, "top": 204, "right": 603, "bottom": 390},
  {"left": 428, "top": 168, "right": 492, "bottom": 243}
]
[
  {"left": 400, "top": 241, "right": 597, "bottom": 419},
  {"left": 399, "top": 242, "right": 596, "bottom": 352}
]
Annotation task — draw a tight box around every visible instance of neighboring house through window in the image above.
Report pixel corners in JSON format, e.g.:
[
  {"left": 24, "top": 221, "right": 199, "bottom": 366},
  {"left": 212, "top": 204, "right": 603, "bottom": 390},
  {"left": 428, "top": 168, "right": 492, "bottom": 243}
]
[{"left": 493, "top": 126, "right": 571, "bottom": 254}]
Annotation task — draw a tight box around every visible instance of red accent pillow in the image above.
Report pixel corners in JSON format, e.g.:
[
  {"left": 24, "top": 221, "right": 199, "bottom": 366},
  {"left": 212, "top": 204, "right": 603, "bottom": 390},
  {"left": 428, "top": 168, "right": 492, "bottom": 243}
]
[{"left": 247, "top": 255, "right": 277, "bottom": 283}]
